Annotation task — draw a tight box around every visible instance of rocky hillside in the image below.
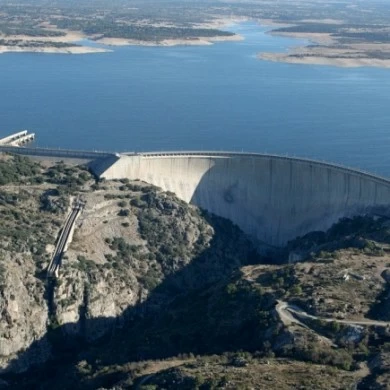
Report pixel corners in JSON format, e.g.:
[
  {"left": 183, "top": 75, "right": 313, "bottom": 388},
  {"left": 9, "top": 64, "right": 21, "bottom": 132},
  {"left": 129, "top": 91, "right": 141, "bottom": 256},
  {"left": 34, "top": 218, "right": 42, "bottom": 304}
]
[
  {"left": 0, "top": 154, "right": 258, "bottom": 376},
  {"left": 2, "top": 154, "right": 390, "bottom": 389}
]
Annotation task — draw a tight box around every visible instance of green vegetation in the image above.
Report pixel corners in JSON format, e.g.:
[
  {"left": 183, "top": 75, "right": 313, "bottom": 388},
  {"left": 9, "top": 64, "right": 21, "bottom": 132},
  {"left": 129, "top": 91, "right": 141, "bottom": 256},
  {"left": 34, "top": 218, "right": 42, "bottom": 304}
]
[
  {"left": 0, "top": 39, "right": 77, "bottom": 48},
  {"left": 74, "top": 255, "right": 98, "bottom": 272},
  {"left": 132, "top": 355, "right": 357, "bottom": 390},
  {"left": 44, "top": 162, "right": 92, "bottom": 189},
  {"left": 118, "top": 208, "right": 130, "bottom": 217},
  {"left": 0, "top": 188, "right": 56, "bottom": 255},
  {"left": 279, "top": 338, "right": 354, "bottom": 371},
  {"left": 0, "top": 21, "right": 65, "bottom": 37},
  {"left": 0, "top": 155, "right": 41, "bottom": 185},
  {"left": 0, "top": 0, "right": 389, "bottom": 64},
  {"left": 287, "top": 216, "right": 390, "bottom": 261},
  {"left": 55, "top": 17, "right": 233, "bottom": 41},
  {"left": 0, "top": 2, "right": 235, "bottom": 50},
  {"left": 0, "top": 156, "right": 90, "bottom": 261},
  {"left": 3, "top": 168, "right": 390, "bottom": 389},
  {"left": 273, "top": 22, "right": 390, "bottom": 44}
]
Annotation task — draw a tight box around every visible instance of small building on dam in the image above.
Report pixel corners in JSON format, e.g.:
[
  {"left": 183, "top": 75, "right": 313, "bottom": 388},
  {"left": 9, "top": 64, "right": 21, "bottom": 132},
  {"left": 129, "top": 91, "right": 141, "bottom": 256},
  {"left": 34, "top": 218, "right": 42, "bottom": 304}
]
[{"left": 92, "top": 152, "right": 390, "bottom": 248}]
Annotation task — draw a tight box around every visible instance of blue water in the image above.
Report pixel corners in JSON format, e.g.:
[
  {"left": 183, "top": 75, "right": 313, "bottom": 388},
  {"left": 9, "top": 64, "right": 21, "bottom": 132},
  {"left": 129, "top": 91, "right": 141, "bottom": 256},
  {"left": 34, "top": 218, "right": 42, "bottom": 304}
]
[{"left": 1, "top": 22, "right": 390, "bottom": 175}]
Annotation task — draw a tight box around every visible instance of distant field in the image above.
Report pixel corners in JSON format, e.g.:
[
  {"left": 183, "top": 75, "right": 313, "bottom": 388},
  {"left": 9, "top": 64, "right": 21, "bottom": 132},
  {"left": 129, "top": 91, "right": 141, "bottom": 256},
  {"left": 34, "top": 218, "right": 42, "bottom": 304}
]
[{"left": 0, "top": 0, "right": 390, "bottom": 63}]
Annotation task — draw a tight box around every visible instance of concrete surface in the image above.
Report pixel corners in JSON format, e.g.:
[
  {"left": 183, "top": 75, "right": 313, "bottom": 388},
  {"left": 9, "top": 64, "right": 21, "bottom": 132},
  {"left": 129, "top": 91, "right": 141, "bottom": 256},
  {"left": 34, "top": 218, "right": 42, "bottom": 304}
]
[{"left": 95, "top": 152, "right": 390, "bottom": 247}]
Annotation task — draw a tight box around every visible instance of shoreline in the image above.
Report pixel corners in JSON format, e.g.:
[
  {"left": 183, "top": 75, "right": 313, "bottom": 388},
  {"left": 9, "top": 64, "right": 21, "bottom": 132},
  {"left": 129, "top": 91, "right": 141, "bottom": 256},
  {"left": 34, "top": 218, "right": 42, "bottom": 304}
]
[
  {"left": 0, "top": 45, "right": 110, "bottom": 55},
  {"left": 0, "top": 17, "right": 244, "bottom": 54},
  {"left": 92, "top": 17, "right": 245, "bottom": 47},
  {"left": 258, "top": 27, "right": 390, "bottom": 68},
  {"left": 95, "top": 33, "right": 243, "bottom": 47},
  {"left": 0, "top": 15, "right": 389, "bottom": 67},
  {"left": 0, "top": 31, "right": 111, "bottom": 55},
  {"left": 259, "top": 52, "right": 390, "bottom": 68},
  {"left": 0, "top": 33, "right": 243, "bottom": 54}
]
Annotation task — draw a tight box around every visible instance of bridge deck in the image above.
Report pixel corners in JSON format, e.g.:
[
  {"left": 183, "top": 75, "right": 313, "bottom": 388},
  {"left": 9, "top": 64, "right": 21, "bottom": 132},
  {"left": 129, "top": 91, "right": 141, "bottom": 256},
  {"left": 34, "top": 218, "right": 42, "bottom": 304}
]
[{"left": 0, "top": 130, "right": 28, "bottom": 145}]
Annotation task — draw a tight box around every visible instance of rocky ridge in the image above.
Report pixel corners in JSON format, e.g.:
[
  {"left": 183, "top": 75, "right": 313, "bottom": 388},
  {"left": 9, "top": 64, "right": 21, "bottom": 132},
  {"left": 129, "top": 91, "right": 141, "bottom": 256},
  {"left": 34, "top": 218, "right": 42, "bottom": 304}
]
[
  {"left": 0, "top": 155, "right": 257, "bottom": 375},
  {"left": 2, "top": 155, "right": 390, "bottom": 389}
]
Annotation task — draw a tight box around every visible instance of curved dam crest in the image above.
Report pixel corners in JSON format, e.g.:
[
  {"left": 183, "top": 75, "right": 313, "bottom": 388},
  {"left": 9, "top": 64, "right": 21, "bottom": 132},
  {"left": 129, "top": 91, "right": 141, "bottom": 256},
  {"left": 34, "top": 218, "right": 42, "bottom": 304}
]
[{"left": 93, "top": 152, "right": 390, "bottom": 247}]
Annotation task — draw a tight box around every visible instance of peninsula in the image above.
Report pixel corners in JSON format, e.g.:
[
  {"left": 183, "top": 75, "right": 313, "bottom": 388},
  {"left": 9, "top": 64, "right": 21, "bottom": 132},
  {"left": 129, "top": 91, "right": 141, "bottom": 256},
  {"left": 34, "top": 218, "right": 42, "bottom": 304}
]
[
  {"left": 0, "top": 2, "right": 242, "bottom": 54},
  {"left": 1, "top": 0, "right": 390, "bottom": 68}
]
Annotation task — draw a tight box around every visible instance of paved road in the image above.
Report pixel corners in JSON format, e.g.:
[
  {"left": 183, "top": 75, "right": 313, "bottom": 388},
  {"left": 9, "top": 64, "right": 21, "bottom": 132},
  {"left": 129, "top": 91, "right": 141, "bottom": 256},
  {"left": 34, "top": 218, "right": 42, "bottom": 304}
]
[
  {"left": 47, "top": 200, "right": 83, "bottom": 276},
  {"left": 276, "top": 300, "right": 390, "bottom": 328},
  {"left": 275, "top": 301, "right": 337, "bottom": 347},
  {"left": 0, "top": 145, "right": 115, "bottom": 160}
]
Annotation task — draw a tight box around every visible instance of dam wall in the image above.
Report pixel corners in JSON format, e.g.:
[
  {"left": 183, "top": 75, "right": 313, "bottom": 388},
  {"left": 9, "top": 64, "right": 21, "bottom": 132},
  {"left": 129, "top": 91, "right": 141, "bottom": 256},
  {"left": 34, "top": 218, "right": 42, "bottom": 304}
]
[{"left": 95, "top": 152, "right": 390, "bottom": 247}]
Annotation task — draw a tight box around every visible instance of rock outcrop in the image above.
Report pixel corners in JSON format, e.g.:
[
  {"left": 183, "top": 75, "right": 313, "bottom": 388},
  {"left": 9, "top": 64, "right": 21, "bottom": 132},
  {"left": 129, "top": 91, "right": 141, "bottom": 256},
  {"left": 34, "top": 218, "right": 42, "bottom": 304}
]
[
  {"left": 0, "top": 251, "right": 50, "bottom": 373},
  {"left": 0, "top": 163, "right": 256, "bottom": 373}
]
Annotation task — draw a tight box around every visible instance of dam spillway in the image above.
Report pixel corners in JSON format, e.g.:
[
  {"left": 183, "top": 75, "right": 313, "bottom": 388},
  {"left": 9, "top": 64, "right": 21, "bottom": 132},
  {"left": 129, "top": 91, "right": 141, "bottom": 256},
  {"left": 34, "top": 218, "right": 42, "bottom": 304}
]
[{"left": 93, "top": 152, "right": 390, "bottom": 247}]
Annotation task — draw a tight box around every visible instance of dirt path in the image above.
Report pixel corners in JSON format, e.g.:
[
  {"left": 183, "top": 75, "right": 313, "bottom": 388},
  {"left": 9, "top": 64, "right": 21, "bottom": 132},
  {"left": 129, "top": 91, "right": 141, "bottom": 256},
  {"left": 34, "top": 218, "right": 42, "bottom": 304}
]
[{"left": 135, "top": 359, "right": 194, "bottom": 389}]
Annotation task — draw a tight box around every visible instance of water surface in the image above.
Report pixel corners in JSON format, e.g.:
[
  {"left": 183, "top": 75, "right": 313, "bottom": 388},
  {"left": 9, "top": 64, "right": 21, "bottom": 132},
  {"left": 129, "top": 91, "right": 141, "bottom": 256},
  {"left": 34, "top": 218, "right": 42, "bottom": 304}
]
[{"left": 0, "top": 23, "right": 389, "bottom": 176}]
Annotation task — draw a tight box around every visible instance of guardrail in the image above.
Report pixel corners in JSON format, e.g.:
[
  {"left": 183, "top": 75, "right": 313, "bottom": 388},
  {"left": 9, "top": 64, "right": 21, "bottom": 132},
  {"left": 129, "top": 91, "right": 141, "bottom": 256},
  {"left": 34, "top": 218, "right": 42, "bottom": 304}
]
[
  {"left": 2, "top": 145, "right": 390, "bottom": 187},
  {"left": 47, "top": 208, "right": 76, "bottom": 275},
  {"left": 124, "top": 151, "right": 390, "bottom": 186},
  {"left": 0, "top": 145, "right": 116, "bottom": 160},
  {"left": 47, "top": 203, "right": 83, "bottom": 276}
]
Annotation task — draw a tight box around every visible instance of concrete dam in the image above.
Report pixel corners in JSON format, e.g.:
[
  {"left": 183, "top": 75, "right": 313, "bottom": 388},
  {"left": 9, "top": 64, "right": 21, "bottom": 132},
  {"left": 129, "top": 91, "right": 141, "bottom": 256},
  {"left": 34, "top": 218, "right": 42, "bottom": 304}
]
[
  {"left": 1, "top": 131, "right": 389, "bottom": 247},
  {"left": 93, "top": 152, "right": 390, "bottom": 247}
]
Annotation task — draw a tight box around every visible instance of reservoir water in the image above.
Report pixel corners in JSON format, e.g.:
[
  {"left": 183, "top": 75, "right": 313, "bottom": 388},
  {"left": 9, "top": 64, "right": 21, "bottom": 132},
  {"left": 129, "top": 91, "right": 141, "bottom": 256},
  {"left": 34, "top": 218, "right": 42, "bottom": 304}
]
[{"left": 0, "top": 22, "right": 390, "bottom": 175}]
